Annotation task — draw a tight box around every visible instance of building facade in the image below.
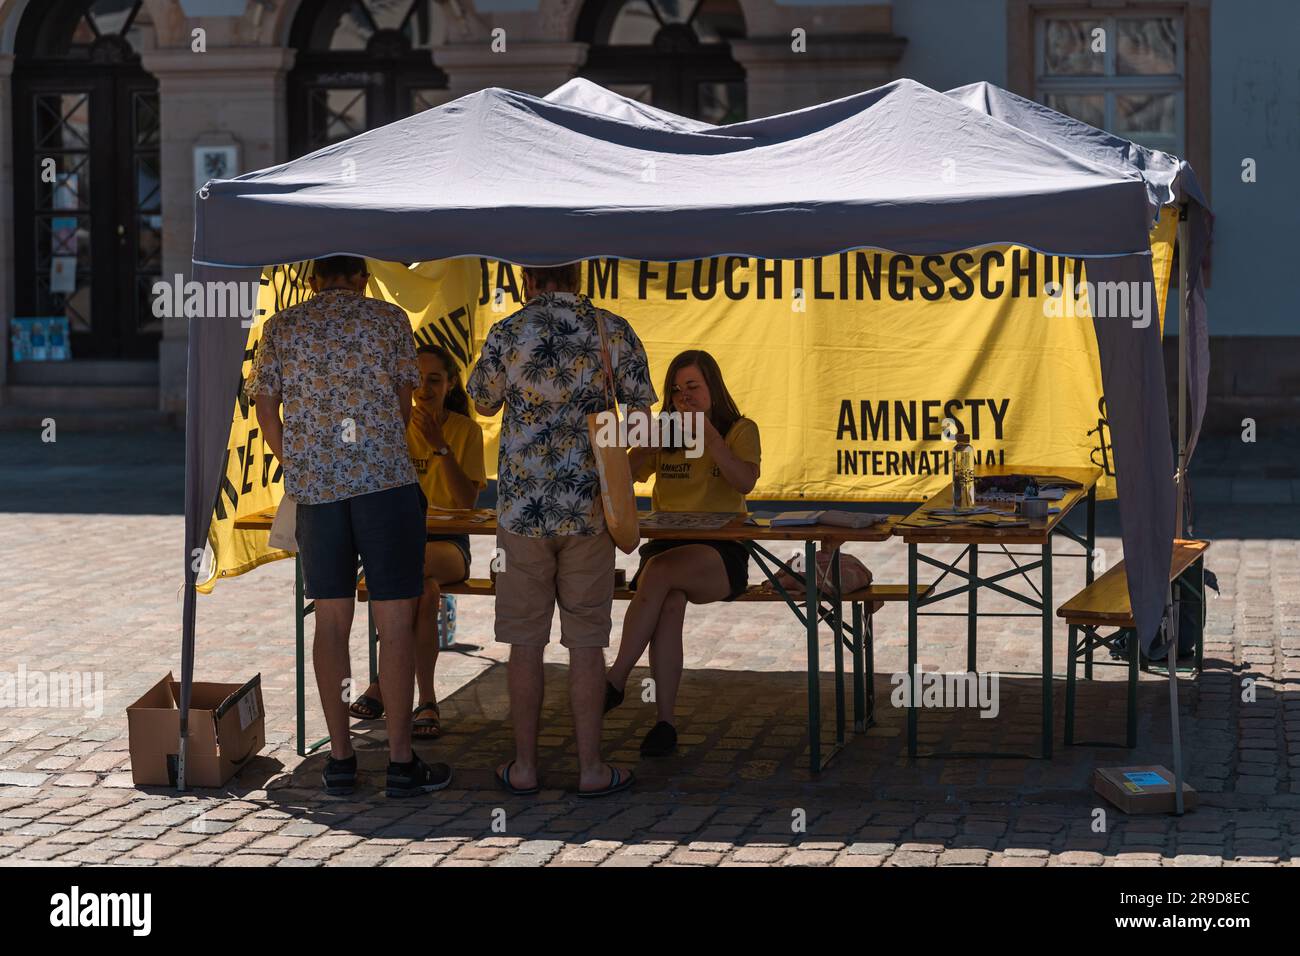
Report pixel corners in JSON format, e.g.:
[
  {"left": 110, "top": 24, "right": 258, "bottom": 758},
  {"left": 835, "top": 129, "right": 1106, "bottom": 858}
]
[{"left": 0, "top": 0, "right": 1294, "bottom": 427}]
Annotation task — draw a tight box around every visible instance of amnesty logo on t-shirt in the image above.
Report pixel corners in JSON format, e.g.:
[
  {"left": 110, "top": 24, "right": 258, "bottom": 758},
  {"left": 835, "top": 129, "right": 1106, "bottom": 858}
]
[{"left": 637, "top": 418, "right": 761, "bottom": 514}]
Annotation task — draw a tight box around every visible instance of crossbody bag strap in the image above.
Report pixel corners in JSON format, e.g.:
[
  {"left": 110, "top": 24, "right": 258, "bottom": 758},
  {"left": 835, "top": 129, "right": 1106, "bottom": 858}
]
[{"left": 587, "top": 299, "right": 617, "bottom": 410}]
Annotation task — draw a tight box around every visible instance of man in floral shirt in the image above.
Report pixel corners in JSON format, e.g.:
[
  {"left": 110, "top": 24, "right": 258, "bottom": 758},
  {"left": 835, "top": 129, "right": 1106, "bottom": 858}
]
[
  {"left": 248, "top": 255, "right": 451, "bottom": 798},
  {"left": 468, "top": 263, "right": 655, "bottom": 797}
]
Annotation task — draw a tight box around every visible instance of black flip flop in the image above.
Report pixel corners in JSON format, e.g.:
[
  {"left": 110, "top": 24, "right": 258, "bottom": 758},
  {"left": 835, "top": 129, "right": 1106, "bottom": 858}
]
[
  {"left": 349, "top": 694, "right": 384, "bottom": 720},
  {"left": 495, "top": 761, "right": 540, "bottom": 797},
  {"left": 577, "top": 767, "right": 635, "bottom": 799}
]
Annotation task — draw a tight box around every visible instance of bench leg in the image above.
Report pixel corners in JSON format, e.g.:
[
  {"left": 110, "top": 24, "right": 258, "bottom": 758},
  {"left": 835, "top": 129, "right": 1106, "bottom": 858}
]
[
  {"left": 1126, "top": 626, "right": 1139, "bottom": 749},
  {"left": 851, "top": 601, "right": 865, "bottom": 733},
  {"left": 1084, "top": 620, "right": 1095, "bottom": 681},
  {"left": 1041, "top": 540, "right": 1053, "bottom": 759},
  {"left": 1065, "top": 624, "right": 1078, "bottom": 746}
]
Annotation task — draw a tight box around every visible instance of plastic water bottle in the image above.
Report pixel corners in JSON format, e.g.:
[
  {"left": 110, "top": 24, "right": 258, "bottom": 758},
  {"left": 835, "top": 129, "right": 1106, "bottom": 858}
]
[
  {"left": 438, "top": 594, "right": 457, "bottom": 649},
  {"left": 952, "top": 433, "right": 976, "bottom": 509}
]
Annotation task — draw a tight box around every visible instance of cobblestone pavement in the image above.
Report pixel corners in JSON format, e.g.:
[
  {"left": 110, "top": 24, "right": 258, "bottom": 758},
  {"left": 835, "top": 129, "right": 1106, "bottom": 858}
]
[{"left": 1, "top": 433, "right": 1297, "bottom": 867}]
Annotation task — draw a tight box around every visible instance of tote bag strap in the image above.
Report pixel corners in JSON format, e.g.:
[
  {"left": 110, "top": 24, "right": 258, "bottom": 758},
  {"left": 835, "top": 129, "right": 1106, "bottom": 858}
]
[{"left": 587, "top": 299, "right": 618, "bottom": 411}]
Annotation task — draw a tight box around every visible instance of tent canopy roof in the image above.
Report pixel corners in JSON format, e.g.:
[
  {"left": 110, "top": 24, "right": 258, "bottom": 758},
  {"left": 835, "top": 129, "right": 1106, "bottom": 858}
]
[
  {"left": 194, "top": 78, "right": 1153, "bottom": 269},
  {"left": 945, "top": 81, "right": 1209, "bottom": 213}
]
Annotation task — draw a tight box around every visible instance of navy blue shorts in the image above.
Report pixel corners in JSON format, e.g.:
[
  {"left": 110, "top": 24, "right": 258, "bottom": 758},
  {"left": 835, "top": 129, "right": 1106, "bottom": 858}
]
[
  {"left": 426, "top": 533, "right": 472, "bottom": 583},
  {"left": 295, "top": 483, "right": 426, "bottom": 601}
]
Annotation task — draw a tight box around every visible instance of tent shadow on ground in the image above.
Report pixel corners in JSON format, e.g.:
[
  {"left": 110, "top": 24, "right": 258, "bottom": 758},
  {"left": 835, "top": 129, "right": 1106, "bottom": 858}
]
[{"left": 199, "top": 658, "right": 1285, "bottom": 862}]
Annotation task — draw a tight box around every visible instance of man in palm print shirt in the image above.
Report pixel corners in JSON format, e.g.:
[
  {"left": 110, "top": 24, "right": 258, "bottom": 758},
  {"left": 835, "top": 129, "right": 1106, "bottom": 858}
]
[{"left": 468, "top": 263, "right": 655, "bottom": 797}]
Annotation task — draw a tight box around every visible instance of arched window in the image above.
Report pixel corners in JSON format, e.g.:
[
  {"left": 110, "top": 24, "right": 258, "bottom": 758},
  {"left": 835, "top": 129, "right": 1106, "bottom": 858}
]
[
  {"left": 12, "top": 0, "right": 161, "bottom": 359},
  {"left": 288, "top": 0, "right": 449, "bottom": 157},
  {"left": 576, "top": 0, "right": 746, "bottom": 123}
]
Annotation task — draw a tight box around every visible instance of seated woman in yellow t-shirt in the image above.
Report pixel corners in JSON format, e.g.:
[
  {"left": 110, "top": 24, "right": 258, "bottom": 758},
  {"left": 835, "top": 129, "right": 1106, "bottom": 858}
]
[
  {"left": 350, "top": 344, "right": 486, "bottom": 738},
  {"left": 604, "top": 349, "right": 761, "bottom": 757}
]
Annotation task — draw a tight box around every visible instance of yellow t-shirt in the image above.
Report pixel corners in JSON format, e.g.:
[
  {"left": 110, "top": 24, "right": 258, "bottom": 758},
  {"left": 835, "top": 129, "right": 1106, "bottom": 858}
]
[
  {"left": 407, "top": 410, "right": 487, "bottom": 509},
  {"left": 637, "top": 417, "right": 761, "bottom": 513}
]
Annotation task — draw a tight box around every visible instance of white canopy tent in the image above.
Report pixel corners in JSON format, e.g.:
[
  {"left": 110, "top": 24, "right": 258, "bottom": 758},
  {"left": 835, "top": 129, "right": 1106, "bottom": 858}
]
[{"left": 179, "top": 78, "right": 1184, "bottom": 792}]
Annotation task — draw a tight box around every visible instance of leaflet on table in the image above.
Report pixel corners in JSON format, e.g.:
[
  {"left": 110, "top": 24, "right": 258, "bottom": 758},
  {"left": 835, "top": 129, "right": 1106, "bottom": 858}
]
[{"left": 639, "top": 511, "right": 740, "bottom": 530}]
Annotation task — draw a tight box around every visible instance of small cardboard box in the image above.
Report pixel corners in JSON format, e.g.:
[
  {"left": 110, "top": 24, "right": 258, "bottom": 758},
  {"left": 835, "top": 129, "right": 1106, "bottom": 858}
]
[
  {"left": 127, "top": 671, "right": 264, "bottom": 788},
  {"left": 1093, "top": 765, "right": 1198, "bottom": 814}
]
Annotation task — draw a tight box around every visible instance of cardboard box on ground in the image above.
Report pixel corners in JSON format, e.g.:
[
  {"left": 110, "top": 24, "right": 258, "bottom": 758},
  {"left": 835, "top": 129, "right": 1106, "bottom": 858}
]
[
  {"left": 1093, "top": 765, "right": 1198, "bottom": 815},
  {"left": 127, "top": 671, "right": 264, "bottom": 788}
]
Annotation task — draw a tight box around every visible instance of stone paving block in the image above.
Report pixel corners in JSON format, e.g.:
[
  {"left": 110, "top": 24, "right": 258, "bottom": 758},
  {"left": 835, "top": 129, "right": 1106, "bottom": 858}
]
[{"left": 1, "top": 499, "right": 1295, "bottom": 868}]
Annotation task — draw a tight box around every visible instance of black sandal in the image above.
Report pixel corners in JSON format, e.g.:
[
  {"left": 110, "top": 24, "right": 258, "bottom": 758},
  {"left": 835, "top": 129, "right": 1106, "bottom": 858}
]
[
  {"left": 349, "top": 693, "right": 384, "bottom": 720},
  {"left": 322, "top": 753, "right": 357, "bottom": 796},
  {"left": 386, "top": 755, "right": 452, "bottom": 798},
  {"left": 603, "top": 681, "right": 625, "bottom": 714},
  {"left": 412, "top": 701, "right": 442, "bottom": 739},
  {"left": 640, "top": 721, "right": 678, "bottom": 757},
  {"left": 577, "top": 766, "right": 635, "bottom": 798},
  {"left": 495, "top": 760, "right": 540, "bottom": 796}
]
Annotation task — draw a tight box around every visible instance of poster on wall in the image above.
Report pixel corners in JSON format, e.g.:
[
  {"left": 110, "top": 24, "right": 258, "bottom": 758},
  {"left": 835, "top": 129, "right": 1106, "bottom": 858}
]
[
  {"left": 194, "top": 144, "right": 239, "bottom": 191},
  {"left": 51, "top": 217, "right": 78, "bottom": 256},
  {"left": 50, "top": 256, "right": 77, "bottom": 295},
  {"left": 53, "top": 173, "right": 78, "bottom": 210}
]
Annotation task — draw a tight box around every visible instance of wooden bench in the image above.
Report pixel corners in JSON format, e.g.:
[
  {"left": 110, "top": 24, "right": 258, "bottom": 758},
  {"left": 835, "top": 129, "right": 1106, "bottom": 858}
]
[
  {"left": 1057, "top": 538, "right": 1210, "bottom": 748},
  {"left": 357, "top": 573, "right": 931, "bottom": 740},
  {"left": 359, "top": 576, "right": 918, "bottom": 606}
]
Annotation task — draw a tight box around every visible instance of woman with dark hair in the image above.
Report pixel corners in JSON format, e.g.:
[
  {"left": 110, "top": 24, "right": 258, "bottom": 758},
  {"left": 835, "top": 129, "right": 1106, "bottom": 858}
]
[
  {"left": 604, "top": 349, "right": 761, "bottom": 756},
  {"left": 349, "top": 343, "right": 486, "bottom": 738}
]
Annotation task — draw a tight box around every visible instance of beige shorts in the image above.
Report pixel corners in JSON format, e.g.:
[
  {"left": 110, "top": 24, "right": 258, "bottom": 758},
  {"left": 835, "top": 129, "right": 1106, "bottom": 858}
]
[{"left": 493, "top": 530, "right": 615, "bottom": 648}]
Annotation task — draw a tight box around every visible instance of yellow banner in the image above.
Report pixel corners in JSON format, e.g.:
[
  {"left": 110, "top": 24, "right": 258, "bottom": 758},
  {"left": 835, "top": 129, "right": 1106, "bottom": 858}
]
[
  {"left": 200, "top": 215, "right": 1174, "bottom": 589},
  {"left": 198, "top": 258, "right": 481, "bottom": 592}
]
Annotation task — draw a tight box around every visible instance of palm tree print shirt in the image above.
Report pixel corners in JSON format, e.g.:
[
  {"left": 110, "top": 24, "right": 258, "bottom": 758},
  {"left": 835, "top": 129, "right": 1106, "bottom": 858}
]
[{"left": 467, "top": 292, "right": 656, "bottom": 537}]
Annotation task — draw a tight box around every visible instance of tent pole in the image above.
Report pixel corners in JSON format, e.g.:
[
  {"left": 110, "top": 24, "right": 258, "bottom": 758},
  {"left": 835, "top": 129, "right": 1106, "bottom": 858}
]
[
  {"left": 1168, "top": 590, "right": 1185, "bottom": 815},
  {"left": 1169, "top": 202, "right": 1191, "bottom": 815},
  {"left": 1176, "top": 203, "right": 1189, "bottom": 538}
]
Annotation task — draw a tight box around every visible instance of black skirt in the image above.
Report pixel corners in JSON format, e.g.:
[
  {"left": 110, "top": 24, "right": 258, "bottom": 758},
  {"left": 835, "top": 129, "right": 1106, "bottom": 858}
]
[{"left": 630, "top": 538, "right": 750, "bottom": 601}]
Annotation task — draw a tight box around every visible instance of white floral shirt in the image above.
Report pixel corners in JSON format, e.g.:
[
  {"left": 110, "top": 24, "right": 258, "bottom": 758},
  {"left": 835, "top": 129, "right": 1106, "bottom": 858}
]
[{"left": 246, "top": 289, "right": 420, "bottom": 505}]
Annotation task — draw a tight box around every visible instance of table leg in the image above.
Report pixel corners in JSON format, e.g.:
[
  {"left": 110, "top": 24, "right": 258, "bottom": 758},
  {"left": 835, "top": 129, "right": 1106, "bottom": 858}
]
[
  {"left": 1085, "top": 485, "right": 1096, "bottom": 681},
  {"left": 908, "top": 542, "right": 918, "bottom": 759},
  {"left": 851, "top": 601, "right": 865, "bottom": 732},
  {"left": 968, "top": 543, "right": 979, "bottom": 672},
  {"left": 295, "top": 554, "right": 306, "bottom": 759},
  {"left": 1041, "top": 539, "right": 1053, "bottom": 759},
  {"left": 865, "top": 606, "right": 876, "bottom": 726},
  {"left": 805, "top": 539, "right": 821, "bottom": 773},
  {"left": 1065, "top": 624, "right": 1078, "bottom": 746},
  {"left": 832, "top": 549, "right": 845, "bottom": 747}
]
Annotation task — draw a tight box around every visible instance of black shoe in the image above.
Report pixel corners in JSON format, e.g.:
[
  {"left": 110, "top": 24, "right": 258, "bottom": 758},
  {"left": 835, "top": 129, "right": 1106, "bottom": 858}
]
[
  {"left": 322, "top": 753, "right": 357, "bottom": 795},
  {"left": 640, "top": 721, "right": 677, "bottom": 757},
  {"left": 604, "top": 681, "right": 625, "bottom": 714},
  {"left": 386, "top": 755, "right": 453, "bottom": 798}
]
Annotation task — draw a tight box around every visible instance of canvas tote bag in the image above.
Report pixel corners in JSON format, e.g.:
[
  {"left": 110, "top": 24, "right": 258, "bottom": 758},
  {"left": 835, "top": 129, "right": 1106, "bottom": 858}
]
[
  {"left": 583, "top": 305, "right": 640, "bottom": 554},
  {"left": 268, "top": 494, "right": 297, "bottom": 552}
]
